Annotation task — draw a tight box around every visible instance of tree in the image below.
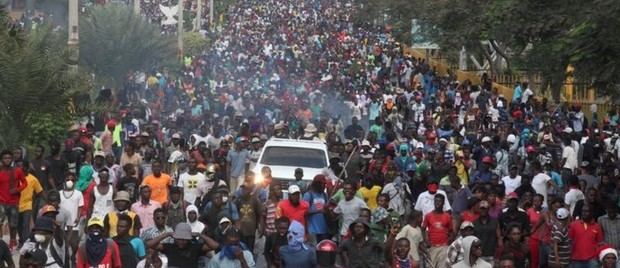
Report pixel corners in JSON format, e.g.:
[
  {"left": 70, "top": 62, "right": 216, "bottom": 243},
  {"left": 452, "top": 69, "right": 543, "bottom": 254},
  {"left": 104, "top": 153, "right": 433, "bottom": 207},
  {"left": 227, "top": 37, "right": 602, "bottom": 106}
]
[
  {"left": 183, "top": 31, "right": 209, "bottom": 56},
  {"left": 79, "top": 4, "right": 177, "bottom": 88},
  {"left": 0, "top": 8, "right": 92, "bottom": 148},
  {"left": 565, "top": 0, "right": 620, "bottom": 96}
]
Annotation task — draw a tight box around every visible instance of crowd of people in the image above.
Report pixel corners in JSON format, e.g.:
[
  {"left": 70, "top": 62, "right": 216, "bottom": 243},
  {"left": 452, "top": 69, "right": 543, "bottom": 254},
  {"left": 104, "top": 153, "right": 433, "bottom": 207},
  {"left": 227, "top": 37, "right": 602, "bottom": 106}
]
[{"left": 3, "top": 0, "right": 620, "bottom": 267}]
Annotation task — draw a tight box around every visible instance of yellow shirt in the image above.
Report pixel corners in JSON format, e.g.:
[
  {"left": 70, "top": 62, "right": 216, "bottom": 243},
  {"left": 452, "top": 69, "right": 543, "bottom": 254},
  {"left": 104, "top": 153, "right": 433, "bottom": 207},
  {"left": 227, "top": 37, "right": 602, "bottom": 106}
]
[
  {"left": 455, "top": 160, "right": 469, "bottom": 185},
  {"left": 358, "top": 186, "right": 382, "bottom": 210},
  {"left": 19, "top": 174, "right": 43, "bottom": 212},
  {"left": 142, "top": 174, "right": 172, "bottom": 204}
]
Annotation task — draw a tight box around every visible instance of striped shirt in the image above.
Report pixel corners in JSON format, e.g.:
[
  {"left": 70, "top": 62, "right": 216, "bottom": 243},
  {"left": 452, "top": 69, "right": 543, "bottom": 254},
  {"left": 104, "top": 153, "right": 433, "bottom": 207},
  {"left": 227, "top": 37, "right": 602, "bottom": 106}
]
[
  {"left": 264, "top": 200, "right": 277, "bottom": 235},
  {"left": 549, "top": 222, "right": 571, "bottom": 266},
  {"left": 598, "top": 214, "right": 620, "bottom": 249}
]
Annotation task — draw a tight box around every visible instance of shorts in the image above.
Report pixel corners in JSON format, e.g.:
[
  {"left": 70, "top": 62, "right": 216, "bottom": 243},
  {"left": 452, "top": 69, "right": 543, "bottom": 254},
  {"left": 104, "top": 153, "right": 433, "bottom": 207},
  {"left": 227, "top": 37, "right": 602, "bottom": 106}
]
[{"left": 0, "top": 204, "right": 19, "bottom": 228}]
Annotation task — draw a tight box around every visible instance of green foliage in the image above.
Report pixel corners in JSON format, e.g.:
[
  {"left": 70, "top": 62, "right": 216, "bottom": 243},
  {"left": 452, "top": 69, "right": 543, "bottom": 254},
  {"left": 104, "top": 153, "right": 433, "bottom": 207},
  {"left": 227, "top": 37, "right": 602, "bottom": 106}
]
[
  {"left": 79, "top": 4, "right": 177, "bottom": 88},
  {"left": 183, "top": 31, "right": 209, "bottom": 56},
  {"left": 0, "top": 8, "right": 92, "bottom": 148},
  {"left": 367, "top": 0, "right": 620, "bottom": 100}
]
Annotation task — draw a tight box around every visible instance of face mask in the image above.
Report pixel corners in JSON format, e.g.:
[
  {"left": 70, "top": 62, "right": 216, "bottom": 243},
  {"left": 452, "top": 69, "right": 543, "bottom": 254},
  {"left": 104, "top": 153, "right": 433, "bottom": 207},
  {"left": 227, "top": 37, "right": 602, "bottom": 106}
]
[
  {"left": 65, "top": 181, "right": 74, "bottom": 189},
  {"left": 222, "top": 196, "right": 228, "bottom": 203},
  {"left": 34, "top": 234, "right": 47, "bottom": 243}
]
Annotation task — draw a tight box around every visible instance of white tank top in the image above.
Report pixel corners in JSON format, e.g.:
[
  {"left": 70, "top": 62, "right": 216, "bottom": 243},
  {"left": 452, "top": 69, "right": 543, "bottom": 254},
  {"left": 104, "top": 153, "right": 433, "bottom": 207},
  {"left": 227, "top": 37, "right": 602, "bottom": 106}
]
[{"left": 92, "top": 185, "right": 114, "bottom": 218}]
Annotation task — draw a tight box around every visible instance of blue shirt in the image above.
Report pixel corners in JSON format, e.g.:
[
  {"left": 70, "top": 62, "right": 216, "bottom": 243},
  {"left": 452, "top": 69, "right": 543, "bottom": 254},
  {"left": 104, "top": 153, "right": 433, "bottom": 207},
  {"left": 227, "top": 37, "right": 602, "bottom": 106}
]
[
  {"left": 279, "top": 245, "right": 317, "bottom": 268},
  {"left": 302, "top": 191, "right": 328, "bottom": 235},
  {"left": 130, "top": 237, "right": 146, "bottom": 258},
  {"left": 226, "top": 149, "right": 250, "bottom": 178}
]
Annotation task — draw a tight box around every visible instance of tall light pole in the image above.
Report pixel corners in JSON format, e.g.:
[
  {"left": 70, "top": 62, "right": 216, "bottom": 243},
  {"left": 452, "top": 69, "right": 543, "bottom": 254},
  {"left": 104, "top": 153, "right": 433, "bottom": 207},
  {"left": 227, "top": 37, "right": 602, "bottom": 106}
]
[
  {"left": 195, "top": 0, "right": 202, "bottom": 31},
  {"left": 177, "top": 0, "right": 184, "bottom": 58},
  {"left": 68, "top": 0, "right": 79, "bottom": 73},
  {"left": 133, "top": 0, "right": 140, "bottom": 15},
  {"left": 209, "top": 0, "right": 213, "bottom": 30}
]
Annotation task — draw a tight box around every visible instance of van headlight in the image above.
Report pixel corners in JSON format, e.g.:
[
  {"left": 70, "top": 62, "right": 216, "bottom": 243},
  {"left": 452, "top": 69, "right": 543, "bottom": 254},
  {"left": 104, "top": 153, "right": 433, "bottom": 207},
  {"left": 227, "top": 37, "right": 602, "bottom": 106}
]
[{"left": 254, "top": 173, "right": 264, "bottom": 184}]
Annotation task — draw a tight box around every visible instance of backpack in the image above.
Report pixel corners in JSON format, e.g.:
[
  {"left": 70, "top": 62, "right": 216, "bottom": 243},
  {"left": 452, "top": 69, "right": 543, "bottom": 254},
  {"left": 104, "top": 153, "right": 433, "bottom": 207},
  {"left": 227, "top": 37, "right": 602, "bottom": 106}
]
[{"left": 113, "top": 237, "right": 139, "bottom": 268}]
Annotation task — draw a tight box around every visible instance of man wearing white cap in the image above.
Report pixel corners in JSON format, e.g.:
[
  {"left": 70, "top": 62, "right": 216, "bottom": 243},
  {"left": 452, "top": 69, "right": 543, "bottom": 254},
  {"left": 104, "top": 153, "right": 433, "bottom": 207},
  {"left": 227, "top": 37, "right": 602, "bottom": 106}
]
[{"left": 276, "top": 185, "right": 309, "bottom": 227}]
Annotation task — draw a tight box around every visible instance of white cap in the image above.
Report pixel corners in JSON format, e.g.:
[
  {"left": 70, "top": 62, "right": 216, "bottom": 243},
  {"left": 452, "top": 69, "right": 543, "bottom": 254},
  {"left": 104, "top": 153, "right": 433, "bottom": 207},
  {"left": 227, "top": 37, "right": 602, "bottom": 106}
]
[
  {"left": 460, "top": 221, "right": 474, "bottom": 230},
  {"left": 361, "top": 140, "right": 371, "bottom": 146},
  {"left": 172, "top": 133, "right": 181, "bottom": 139},
  {"left": 481, "top": 136, "right": 492, "bottom": 143},
  {"left": 288, "top": 185, "right": 301, "bottom": 194},
  {"left": 506, "top": 134, "right": 516, "bottom": 143},
  {"left": 563, "top": 127, "right": 573, "bottom": 134},
  {"left": 219, "top": 217, "right": 231, "bottom": 224},
  {"left": 556, "top": 208, "right": 569, "bottom": 220},
  {"left": 439, "top": 138, "right": 448, "bottom": 143}
]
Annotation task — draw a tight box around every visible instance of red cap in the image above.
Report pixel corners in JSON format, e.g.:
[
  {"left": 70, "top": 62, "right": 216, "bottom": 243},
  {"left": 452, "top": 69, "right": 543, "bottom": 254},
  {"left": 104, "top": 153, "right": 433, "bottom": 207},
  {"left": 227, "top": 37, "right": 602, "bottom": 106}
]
[
  {"left": 313, "top": 175, "right": 327, "bottom": 184},
  {"left": 507, "top": 192, "right": 519, "bottom": 200},
  {"left": 317, "top": 240, "right": 338, "bottom": 252},
  {"left": 526, "top": 145, "right": 536, "bottom": 153},
  {"left": 482, "top": 156, "right": 494, "bottom": 164}
]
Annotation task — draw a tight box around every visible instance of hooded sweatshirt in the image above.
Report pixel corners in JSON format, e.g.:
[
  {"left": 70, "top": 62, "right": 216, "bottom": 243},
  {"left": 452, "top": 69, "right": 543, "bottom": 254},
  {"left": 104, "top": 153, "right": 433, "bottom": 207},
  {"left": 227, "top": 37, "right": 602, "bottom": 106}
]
[
  {"left": 452, "top": 236, "right": 492, "bottom": 268},
  {"left": 186, "top": 205, "right": 205, "bottom": 235}
]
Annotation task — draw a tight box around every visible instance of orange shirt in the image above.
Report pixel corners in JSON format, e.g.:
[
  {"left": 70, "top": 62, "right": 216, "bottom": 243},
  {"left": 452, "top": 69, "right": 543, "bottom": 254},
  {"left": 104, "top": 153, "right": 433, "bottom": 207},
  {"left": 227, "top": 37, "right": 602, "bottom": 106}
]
[{"left": 142, "top": 173, "right": 172, "bottom": 204}]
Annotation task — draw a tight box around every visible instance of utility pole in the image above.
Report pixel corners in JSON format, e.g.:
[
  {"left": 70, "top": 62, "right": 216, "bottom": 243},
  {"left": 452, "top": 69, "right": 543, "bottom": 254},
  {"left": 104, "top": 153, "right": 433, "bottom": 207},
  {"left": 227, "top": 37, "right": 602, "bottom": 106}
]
[
  {"left": 68, "top": 0, "right": 79, "bottom": 73},
  {"left": 195, "top": 0, "right": 202, "bottom": 31},
  {"left": 209, "top": 0, "right": 213, "bottom": 30},
  {"left": 177, "top": 0, "right": 184, "bottom": 58},
  {"left": 133, "top": 0, "right": 140, "bottom": 15}
]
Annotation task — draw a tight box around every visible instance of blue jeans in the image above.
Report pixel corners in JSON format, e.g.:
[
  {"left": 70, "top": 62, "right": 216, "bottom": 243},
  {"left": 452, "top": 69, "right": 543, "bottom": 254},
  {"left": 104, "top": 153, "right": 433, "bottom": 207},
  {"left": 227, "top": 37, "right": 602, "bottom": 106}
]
[{"left": 569, "top": 259, "right": 598, "bottom": 268}]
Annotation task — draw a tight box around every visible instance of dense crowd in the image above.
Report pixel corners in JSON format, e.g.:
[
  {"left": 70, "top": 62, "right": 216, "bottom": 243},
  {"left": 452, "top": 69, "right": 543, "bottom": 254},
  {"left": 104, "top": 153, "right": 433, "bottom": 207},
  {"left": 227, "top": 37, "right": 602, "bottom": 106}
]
[{"left": 3, "top": 0, "right": 620, "bottom": 267}]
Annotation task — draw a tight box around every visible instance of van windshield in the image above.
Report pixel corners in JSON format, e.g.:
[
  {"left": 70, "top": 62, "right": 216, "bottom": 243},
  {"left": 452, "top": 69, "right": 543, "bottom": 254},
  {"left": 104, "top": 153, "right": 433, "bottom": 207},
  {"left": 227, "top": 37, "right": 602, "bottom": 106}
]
[{"left": 259, "top": 146, "right": 327, "bottom": 168}]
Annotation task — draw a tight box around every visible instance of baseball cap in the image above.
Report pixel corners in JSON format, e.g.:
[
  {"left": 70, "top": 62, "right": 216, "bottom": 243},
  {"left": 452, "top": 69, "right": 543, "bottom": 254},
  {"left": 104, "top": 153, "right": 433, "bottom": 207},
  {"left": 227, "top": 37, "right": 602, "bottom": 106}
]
[
  {"left": 87, "top": 217, "right": 104, "bottom": 228},
  {"left": 556, "top": 208, "right": 570, "bottom": 220},
  {"left": 313, "top": 175, "right": 327, "bottom": 184},
  {"left": 114, "top": 191, "right": 131, "bottom": 202},
  {"left": 219, "top": 217, "right": 232, "bottom": 224},
  {"left": 251, "top": 137, "right": 261, "bottom": 143},
  {"left": 173, "top": 222, "right": 193, "bottom": 240},
  {"left": 506, "top": 192, "right": 519, "bottom": 200},
  {"left": 38, "top": 205, "right": 58, "bottom": 217},
  {"left": 94, "top": 151, "right": 105, "bottom": 158},
  {"left": 288, "top": 185, "right": 301, "bottom": 194},
  {"left": 172, "top": 133, "right": 181, "bottom": 139},
  {"left": 481, "top": 136, "right": 492, "bottom": 143},
  {"left": 563, "top": 127, "right": 573, "bottom": 134},
  {"left": 460, "top": 221, "right": 474, "bottom": 230}
]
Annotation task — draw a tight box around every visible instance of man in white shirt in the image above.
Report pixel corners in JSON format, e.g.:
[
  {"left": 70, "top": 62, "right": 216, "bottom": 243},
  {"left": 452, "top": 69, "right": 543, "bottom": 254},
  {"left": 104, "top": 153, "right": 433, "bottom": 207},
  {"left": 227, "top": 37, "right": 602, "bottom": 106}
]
[
  {"left": 177, "top": 158, "right": 207, "bottom": 205},
  {"left": 531, "top": 162, "right": 555, "bottom": 208},
  {"left": 561, "top": 139, "right": 578, "bottom": 173},
  {"left": 521, "top": 82, "right": 533, "bottom": 104},
  {"left": 414, "top": 181, "right": 452, "bottom": 217},
  {"left": 564, "top": 175, "right": 585, "bottom": 215},
  {"left": 501, "top": 165, "right": 522, "bottom": 195}
]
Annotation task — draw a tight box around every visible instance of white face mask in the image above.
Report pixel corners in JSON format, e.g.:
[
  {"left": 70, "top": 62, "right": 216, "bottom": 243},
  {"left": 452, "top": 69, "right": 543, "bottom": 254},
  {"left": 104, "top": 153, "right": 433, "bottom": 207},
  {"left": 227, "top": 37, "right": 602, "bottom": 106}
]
[
  {"left": 65, "top": 181, "right": 74, "bottom": 189},
  {"left": 34, "top": 234, "right": 47, "bottom": 243},
  {"left": 222, "top": 196, "right": 228, "bottom": 203}
]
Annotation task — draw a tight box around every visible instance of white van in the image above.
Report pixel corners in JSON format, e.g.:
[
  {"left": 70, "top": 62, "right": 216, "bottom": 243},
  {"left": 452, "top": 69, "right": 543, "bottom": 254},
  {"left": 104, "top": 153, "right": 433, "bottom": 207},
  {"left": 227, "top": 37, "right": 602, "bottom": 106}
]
[{"left": 253, "top": 138, "right": 329, "bottom": 191}]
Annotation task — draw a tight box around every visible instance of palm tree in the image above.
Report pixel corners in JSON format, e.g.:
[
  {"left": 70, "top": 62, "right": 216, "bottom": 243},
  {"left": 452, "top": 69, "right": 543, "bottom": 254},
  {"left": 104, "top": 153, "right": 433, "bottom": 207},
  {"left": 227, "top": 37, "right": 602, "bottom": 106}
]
[
  {"left": 79, "top": 4, "right": 177, "bottom": 88},
  {"left": 0, "top": 7, "right": 91, "bottom": 148}
]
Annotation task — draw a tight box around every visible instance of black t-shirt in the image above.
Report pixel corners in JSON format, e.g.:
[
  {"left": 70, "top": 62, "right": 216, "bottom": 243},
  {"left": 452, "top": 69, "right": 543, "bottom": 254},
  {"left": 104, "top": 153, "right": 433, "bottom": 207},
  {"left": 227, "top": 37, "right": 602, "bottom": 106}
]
[
  {"left": 162, "top": 243, "right": 204, "bottom": 268},
  {"left": 47, "top": 156, "right": 68, "bottom": 189},
  {"left": 0, "top": 239, "right": 11, "bottom": 268}
]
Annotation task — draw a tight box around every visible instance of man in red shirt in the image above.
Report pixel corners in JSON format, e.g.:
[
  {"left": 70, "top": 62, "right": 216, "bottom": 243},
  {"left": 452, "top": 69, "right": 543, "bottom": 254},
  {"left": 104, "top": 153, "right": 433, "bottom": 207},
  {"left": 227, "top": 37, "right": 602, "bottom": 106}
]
[
  {"left": 276, "top": 185, "right": 309, "bottom": 226},
  {"left": 0, "top": 149, "right": 27, "bottom": 251},
  {"left": 421, "top": 194, "right": 453, "bottom": 268},
  {"left": 568, "top": 205, "right": 604, "bottom": 267}
]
